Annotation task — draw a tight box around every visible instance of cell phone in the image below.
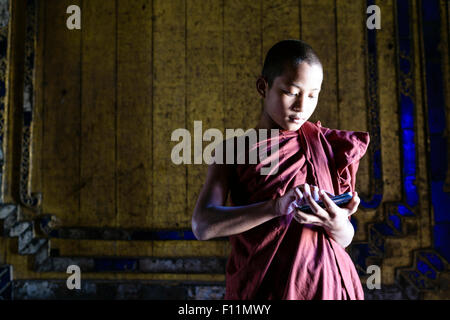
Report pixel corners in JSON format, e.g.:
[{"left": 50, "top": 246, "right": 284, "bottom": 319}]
[{"left": 296, "top": 192, "right": 353, "bottom": 214}]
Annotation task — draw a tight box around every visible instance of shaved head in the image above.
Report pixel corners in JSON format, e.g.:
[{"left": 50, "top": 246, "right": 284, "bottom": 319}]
[{"left": 261, "top": 39, "right": 322, "bottom": 88}]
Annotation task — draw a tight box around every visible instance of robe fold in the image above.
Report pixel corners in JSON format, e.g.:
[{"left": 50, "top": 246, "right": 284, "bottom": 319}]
[{"left": 224, "top": 120, "right": 370, "bottom": 300}]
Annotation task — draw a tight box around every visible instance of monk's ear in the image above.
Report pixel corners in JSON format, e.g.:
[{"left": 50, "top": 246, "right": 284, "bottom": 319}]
[{"left": 256, "top": 76, "right": 268, "bottom": 98}]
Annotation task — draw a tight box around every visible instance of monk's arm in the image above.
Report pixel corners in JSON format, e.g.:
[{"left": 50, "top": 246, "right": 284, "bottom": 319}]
[
  {"left": 193, "top": 199, "right": 277, "bottom": 240},
  {"left": 192, "top": 162, "right": 278, "bottom": 241}
]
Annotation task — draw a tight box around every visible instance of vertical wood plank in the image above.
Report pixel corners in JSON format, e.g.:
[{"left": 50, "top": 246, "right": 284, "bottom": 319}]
[
  {"left": 116, "top": 0, "right": 152, "bottom": 228},
  {"left": 80, "top": 0, "right": 116, "bottom": 227},
  {"left": 301, "top": 0, "right": 338, "bottom": 128},
  {"left": 335, "top": 1, "right": 369, "bottom": 196},
  {"left": 30, "top": 0, "right": 45, "bottom": 201},
  {"left": 223, "top": 0, "right": 261, "bottom": 130},
  {"left": 414, "top": 0, "right": 430, "bottom": 248},
  {"left": 2, "top": 0, "right": 26, "bottom": 204},
  {"left": 152, "top": 0, "right": 186, "bottom": 229},
  {"left": 262, "top": 0, "right": 300, "bottom": 59},
  {"left": 336, "top": 1, "right": 367, "bottom": 132},
  {"left": 377, "top": 0, "right": 401, "bottom": 203},
  {"left": 186, "top": 0, "right": 224, "bottom": 228},
  {"left": 42, "top": 0, "right": 81, "bottom": 226}
]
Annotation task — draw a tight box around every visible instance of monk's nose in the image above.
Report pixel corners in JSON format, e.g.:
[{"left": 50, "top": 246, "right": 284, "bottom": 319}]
[{"left": 292, "top": 93, "right": 306, "bottom": 110}]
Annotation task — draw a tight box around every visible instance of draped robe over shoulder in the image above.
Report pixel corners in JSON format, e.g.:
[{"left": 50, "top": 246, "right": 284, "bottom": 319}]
[{"left": 224, "top": 121, "right": 370, "bottom": 300}]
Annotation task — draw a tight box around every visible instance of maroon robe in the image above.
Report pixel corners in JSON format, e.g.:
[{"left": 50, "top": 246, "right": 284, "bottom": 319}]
[{"left": 225, "top": 120, "right": 370, "bottom": 300}]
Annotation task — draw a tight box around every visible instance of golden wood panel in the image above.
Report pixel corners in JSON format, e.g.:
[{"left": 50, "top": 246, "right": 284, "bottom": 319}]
[
  {"left": 223, "top": 0, "right": 261, "bottom": 130},
  {"left": 414, "top": 0, "right": 432, "bottom": 248},
  {"left": 152, "top": 0, "right": 187, "bottom": 230},
  {"left": 336, "top": 0, "right": 367, "bottom": 132},
  {"left": 3, "top": 0, "right": 444, "bottom": 291},
  {"left": 116, "top": 0, "right": 153, "bottom": 228},
  {"left": 353, "top": 0, "right": 401, "bottom": 242},
  {"left": 301, "top": 0, "right": 338, "bottom": 129},
  {"left": 335, "top": 0, "right": 370, "bottom": 200},
  {"left": 262, "top": 0, "right": 300, "bottom": 67},
  {"left": 51, "top": 239, "right": 230, "bottom": 258},
  {"left": 30, "top": 0, "right": 45, "bottom": 203},
  {"left": 80, "top": 0, "right": 116, "bottom": 227},
  {"left": 379, "top": 0, "right": 432, "bottom": 284},
  {"left": 41, "top": 0, "right": 81, "bottom": 227},
  {"left": 2, "top": 0, "right": 25, "bottom": 204},
  {"left": 186, "top": 0, "right": 224, "bottom": 228},
  {"left": 377, "top": 0, "right": 401, "bottom": 204}
]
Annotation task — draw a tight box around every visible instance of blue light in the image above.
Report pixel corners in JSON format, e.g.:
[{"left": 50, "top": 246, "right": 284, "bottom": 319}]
[
  {"left": 388, "top": 214, "right": 401, "bottom": 231},
  {"left": 417, "top": 260, "right": 436, "bottom": 280},
  {"left": 397, "top": 204, "right": 414, "bottom": 216}
]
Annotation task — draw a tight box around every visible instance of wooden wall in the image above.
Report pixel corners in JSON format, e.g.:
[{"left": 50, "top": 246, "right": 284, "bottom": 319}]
[
  {"left": 0, "top": 0, "right": 449, "bottom": 299},
  {"left": 38, "top": 0, "right": 372, "bottom": 228}
]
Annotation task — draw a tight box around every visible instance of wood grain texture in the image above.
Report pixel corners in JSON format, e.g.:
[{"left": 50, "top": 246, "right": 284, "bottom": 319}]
[
  {"left": 41, "top": 0, "right": 81, "bottom": 227},
  {"left": 377, "top": 0, "right": 401, "bottom": 204},
  {"left": 186, "top": 0, "right": 224, "bottom": 228},
  {"left": 5, "top": 0, "right": 444, "bottom": 289},
  {"left": 300, "top": 0, "right": 338, "bottom": 128},
  {"left": 51, "top": 239, "right": 230, "bottom": 257},
  {"left": 30, "top": 0, "right": 45, "bottom": 203},
  {"left": 116, "top": 0, "right": 152, "bottom": 229},
  {"left": 223, "top": 0, "right": 261, "bottom": 130},
  {"left": 335, "top": 0, "right": 369, "bottom": 198},
  {"left": 152, "top": 0, "right": 187, "bottom": 229},
  {"left": 415, "top": 0, "right": 431, "bottom": 248},
  {"left": 262, "top": 0, "right": 300, "bottom": 57},
  {"left": 2, "top": 0, "right": 26, "bottom": 204},
  {"left": 354, "top": 0, "right": 401, "bottom": 242},
  {"left": 80, "top": 0, "right": 116, "bottom": 227}
]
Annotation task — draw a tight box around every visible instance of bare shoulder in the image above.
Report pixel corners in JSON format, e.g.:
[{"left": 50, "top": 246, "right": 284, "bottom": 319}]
[
  {"left": 197, "top": 137, "right": 237, "bottom": 208},
  {"left": 205, "top": 138, "right": 236, "bottom": 188}
]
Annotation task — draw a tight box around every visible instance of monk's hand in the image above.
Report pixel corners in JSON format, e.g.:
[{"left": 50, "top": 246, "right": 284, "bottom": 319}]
[
  {"left": 294, "top": 184, "right": 360, "bottom": 237},
  {"left": 273, "top": 183, "right": 320, "bottom": 216}
]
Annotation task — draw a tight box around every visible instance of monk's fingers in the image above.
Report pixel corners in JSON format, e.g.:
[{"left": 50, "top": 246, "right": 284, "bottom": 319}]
[
  {"left": 345, "top": 191, "right": 360, "bottom": 216},
  {"left": 285, "top": 187, "right": 299, "bottom": 202},
  {"left": 302, "top": 192, "right": 330, "bottom": 221},
  {"left": 294, "top": 210, "right": 323, "bottom": 225},
  {"left": 319, "top": 190, "right": 340, "bottom": 213},
  {"left": 294, "top": 186, "right": 304, "bottom": 204},
  {"left": 300, "top": 183, "right": 321, "bottom": 202},
  {"left": 300, "top": 183, "right": 312, "bottom": 198},
  {"left": 311, "top": 185, "right": 320, "bottom": 202}
]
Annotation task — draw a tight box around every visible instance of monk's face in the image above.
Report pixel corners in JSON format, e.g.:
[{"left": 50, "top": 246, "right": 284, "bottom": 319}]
[{"left": 257, "top": 62, "right": 323, "bottom": 131}]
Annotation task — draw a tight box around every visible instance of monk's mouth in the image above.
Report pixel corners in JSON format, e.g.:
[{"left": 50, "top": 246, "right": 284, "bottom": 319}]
[{"left": 289, "top": 116, "right": 303, "bottom": 124}]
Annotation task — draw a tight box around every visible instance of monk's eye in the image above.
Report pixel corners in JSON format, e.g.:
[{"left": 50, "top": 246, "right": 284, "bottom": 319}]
[{"left": 282, "top": 90, "right": 297, "bottom": 97}]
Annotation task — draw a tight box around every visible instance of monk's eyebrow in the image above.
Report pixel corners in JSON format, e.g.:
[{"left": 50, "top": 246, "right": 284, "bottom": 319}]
[{"left": 288, "top": 83, "right": 320, "bottom": 91}]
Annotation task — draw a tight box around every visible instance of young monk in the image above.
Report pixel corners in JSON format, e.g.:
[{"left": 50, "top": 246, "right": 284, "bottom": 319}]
[{"left": 192, "top": 39, "right": 370, "bottom": 300}]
